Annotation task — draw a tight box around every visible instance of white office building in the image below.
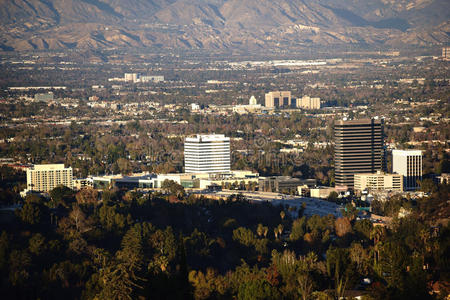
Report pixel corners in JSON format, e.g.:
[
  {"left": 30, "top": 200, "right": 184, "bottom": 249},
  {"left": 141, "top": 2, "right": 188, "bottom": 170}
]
[
  {"left": 184, "top": 134, "right": 231, "bottom": 173},
  {"left": 354, "top": 171, "right": 403, "bottom": 192},
  {"left": 392, "top": 150, "right": 423, "bottom": 191},
  {"left": 27, "top": 164, "right": 73, "bottom": 192}
]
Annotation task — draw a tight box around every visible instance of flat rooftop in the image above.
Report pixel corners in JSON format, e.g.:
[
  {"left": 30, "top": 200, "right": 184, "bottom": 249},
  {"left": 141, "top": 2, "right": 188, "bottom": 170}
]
[
  {"left": 392, "top": 149, "right": 422, "bottom": 155},
  {"left": 185, "top": 134, "right": 229, "bottom": 142},
  {"left": 335, "top": 118, "right": 382, "bottom": 125},
  {"left": 31, "top": 164, "right": 69, "bottom": 170}
]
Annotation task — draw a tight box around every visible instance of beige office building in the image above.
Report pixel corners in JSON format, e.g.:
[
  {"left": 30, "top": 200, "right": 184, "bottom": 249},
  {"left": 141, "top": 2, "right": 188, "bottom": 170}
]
[
  {"left": 297, "top": 95, "right": 321, "bottom": 109},
  {"left": 265, "top": 91, "right": 291, "bottom": 108},
  {"left": 354, "top": 171, "right": 403, "bottom": 192},
  {"left": 443, "top": 47, "right": 450, "bottom": 60},
  {"left": 27, "top": 164, "right": 73, "bottom": 192}
]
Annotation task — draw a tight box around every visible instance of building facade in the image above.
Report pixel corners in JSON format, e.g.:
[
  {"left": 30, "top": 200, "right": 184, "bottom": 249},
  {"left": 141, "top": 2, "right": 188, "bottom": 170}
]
[
  {"left": 297, "top": 95, "right": 321, "bottom": 109},
  {"left": 265, "top": 91, "right": 291, "bottom": 108},
  {"left": 259, "top": 176, "right": 316, "bottom": 193},
  {"left": 354, "top": 171, "right": 403, "bottom": 192},
  {"left": 184, "top": 134, "right": 231, "bottom": 173},
  {"left": 27, "top": 164, "right": 73, "bottom": 192},
  {"left": 392, "top": 149, "right": 423, "bottom": 191},
  {"left": 34, "top": 92, "right": 54, "bottom": 102},
  {"left": 124, "top": 73, "right": 139, "bottom": 82},
  {"left": 140, "top": 75, "right": 164, "bottom": 83},
  {"left": 443, "top": 47, "right": 450, "bottom": 60},
  {"left": 334, "top": 118, "right": 384, "bottom": 189}
]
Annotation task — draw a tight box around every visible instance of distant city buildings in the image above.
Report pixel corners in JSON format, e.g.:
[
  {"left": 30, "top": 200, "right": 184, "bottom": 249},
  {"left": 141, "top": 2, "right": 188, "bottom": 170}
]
[
  {"left": 139, "top": 75, "right": 165, "bottom": 83},
  {"left": 88, "top": 170, "right": 259, "bottom": 190},
  {"left": 334, "top": 118, "right": 385, "bottom": 189},
  {"left": 442, "top": 47, "right": 450, "bottom": 60},
  {"left": 258, "top": 176, "right": 316, "bottom": 193},
  {"left": 26, "top": 164, "right": 73, "bottom": 192},
  {"left": 264, "top": 91, "right": 320, "bottom": 109},
  {"left": 354, "top": 171, "right": 403, "bottom": 192},
  {"left": 265, "top": 91, "right": 292, "bottom": 108},
  {"left": 297, "top": 95, "right": 321, "bottom": 109},
  {"left": 233, "top": 96, "right": 262, "bottom": 114},
  {"left": 109, "top": 73, "right": 164, "bottom": 83},
  {"left": 34, "top": 92, "right": 54, "bottom": 102},
  {"left": 124, "top": 73, "right": 139, "bottom": 82},
  {"left": 392, "top": 149, "right": 423, "bottom": 191},
  {"left": 184, "top": 134, "right": 231, "bottom": 174}
]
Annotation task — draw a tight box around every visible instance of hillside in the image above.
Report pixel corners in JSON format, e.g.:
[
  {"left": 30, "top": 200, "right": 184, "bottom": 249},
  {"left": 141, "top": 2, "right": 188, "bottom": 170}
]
[{"left": 0, "top": 0, "right": 448, "bottom": 51}]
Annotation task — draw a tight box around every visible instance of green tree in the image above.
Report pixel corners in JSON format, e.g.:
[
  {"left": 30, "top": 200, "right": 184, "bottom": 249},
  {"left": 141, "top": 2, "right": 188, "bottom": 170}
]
[
  {"left": 28, "top": 233, "right": 46, "bottom": 256},
  {"left": 290, "top": 216, "right": 306, "bottom": 242},
  {"left": 233, "top": 227, "right": 256, "bottom": 247},
  {"left": 238, "top": 279, "right": 280, "bottom": 300},
  {"left": 49, "top": 185, "right": 75, "bottom": 209},
  {"left": 17, "top": 201, "right": 42, "bottom": 225}
]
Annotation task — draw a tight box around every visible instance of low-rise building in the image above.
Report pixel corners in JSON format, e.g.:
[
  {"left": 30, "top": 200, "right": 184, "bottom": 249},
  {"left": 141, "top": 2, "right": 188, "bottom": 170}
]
[
  {"left": 259, "top": 176, "right": 316, "bottom": 194},
  {"left": 310, "top": 186, "right": 336, "bottom": 199},
  {"left": 354, "top": 171, "right": 403, "bottom": 192},
  {"left": 233, "top": 96, "right": 262, "bottom": 114},
  {"left": 88, "top": 171, "right": 259, "bottom": 191},
  {"left": 297, "top": 95, "right": 321, "bottom": 109},
  {"left": 34, "top": 92, "right": 54, "bottom": 102}
]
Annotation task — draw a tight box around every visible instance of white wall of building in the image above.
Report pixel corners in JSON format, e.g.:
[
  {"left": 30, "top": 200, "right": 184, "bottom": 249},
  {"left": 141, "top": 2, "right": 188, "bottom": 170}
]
[{"left": 184, "top": 134, "right": 231, "bottom": 173}]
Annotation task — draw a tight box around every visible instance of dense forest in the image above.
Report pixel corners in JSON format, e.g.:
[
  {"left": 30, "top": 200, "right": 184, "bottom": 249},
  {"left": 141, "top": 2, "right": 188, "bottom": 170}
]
[{"left": 0, "top": 166, "right": 448, "bottom": 299}]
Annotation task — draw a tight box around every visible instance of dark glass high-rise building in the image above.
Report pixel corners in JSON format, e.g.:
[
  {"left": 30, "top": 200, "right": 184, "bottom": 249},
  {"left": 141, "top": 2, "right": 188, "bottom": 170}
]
[{"left": 334, "top": 118, "right": 384, "bottom": 188}]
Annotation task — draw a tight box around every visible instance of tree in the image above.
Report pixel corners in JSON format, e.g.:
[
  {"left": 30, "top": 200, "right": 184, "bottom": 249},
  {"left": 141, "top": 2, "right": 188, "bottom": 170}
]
[
  {"left": 277, "top": 224, "right": 284, "bottom": 238},
  {"left": 233, "top": 227, "right": 256, "bottom": 247},
  {"left": 17, "top": 201, "right": 42, "bottom": 225},
  {"left": 117, "top": 158, "right": 132, "bottom": 175},
  {"left": 238, "top": 279, "right": 280, "bottom": 300},
  {"left": 28, "top": 233, "right": 46, "bottom": 256},
  {"left": 161, "top": 179, "right": 185, "bottom": 198},
  {"left": 326, "top": 247, "right": 352, "bottom": 300},
  {"left": 419, "top": 179, "right": 437, "bottom": 193},
  {"left": 75, "top": 188, "right": 99, "bottom": 205},
  {"left": 297, "top": 271, "right": 315, "bottom": 300},
  {"left": 256, "top": 223, "right": 264, "bottom": 238},
  {"left": 9, "top": 250, "right": 31, "bottom": 287},
  {"left": 370, "top": 226, "right": 386, "bottom": 266},
  {"left": 342, "top": 203, "right": 358, "bottom": 221},
  {"left": 349, "top": 242, "right": 368, "bottom": 275},
  {"left": 49, "top": 185, "right": 75, "bottom": 209},
  {"left": 69, "top": 205, "right": 91, "bottom": 233},
  {"left": 354, "top": 219, "right": 373, "bottom": 240},
  {"left": 335, "top": 217, "right": 352, "bottom": 238},
  {"left": 0, "top": 231, "right": 9, "bottom": 273},
  {"left": 290, "top": 217, "right": 306, "bottom": 242},
  {"left": 327, "top": 191, "right": 338, "bottom": 202}
]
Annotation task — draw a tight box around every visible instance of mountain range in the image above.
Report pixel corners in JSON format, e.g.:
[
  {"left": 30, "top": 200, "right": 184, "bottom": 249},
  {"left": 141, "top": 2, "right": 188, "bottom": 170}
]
[{"left": 0, "top": 0, "right": 448, "bottom": 51}]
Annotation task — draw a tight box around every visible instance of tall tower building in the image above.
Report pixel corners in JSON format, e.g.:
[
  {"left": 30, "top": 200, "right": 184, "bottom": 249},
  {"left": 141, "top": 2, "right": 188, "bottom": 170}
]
[
  {"left": 392, "top": 150, "right": 423, "bottom": 191},
  {"left": 334, "top": 118, "right": 384, "bottom": 189},
  {"left": 184, "top": 134, "right": 231, "bottom": 173},
  {"left": 27, "top": 164, "right": 73, "bottom": 192},
  {"left": 265, "top": 91, "right": 291, "bottom": 108}
]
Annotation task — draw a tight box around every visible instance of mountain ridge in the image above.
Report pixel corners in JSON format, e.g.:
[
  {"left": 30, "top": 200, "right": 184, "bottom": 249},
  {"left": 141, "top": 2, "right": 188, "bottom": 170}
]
[{"left": 0, "top": 0, "right": 448, "bottom": 51}]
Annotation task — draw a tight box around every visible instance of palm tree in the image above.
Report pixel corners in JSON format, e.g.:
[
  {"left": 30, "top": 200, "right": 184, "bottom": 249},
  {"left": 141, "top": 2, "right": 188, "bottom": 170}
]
[
  {"left": 278, "top": 224, "right": 284, "bottom": 237},
  {"left": 257, "top": 223, "right": 264, "bottom": 238},
  {"left": 370, "top": 226, "right": 386, "bottom": 266}
]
